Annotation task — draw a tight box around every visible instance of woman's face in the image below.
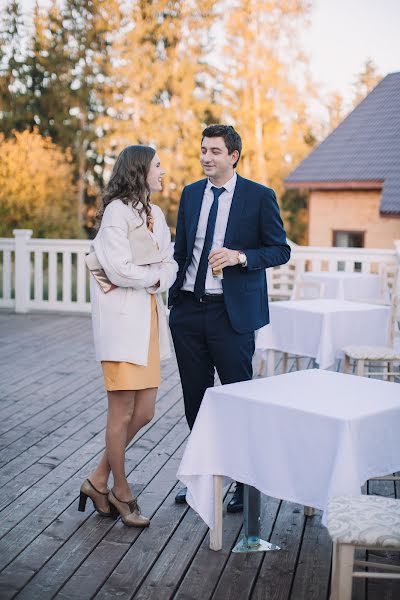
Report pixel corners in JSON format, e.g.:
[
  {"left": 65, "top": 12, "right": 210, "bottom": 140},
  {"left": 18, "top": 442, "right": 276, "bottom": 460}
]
[{"left": 147, "top": 153, "right": 165, "bottom": 193}]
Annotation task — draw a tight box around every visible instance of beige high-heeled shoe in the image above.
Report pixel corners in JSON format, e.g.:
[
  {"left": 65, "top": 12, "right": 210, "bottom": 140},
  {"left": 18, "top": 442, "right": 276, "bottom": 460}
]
[
  {"left": 108, "top": 489, "right": 150, "bottom": 527},
  {"left": 78, "top": 479, "right": 111, "bottom": 517}
]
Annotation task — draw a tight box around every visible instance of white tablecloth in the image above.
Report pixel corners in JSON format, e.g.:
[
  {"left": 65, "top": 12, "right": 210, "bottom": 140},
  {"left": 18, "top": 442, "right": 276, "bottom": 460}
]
[
  {"left": 177, "top": 370, "right": 400, "bottom": 528},
  {"left": 299, "top": 272, "right": 383, "bottom": 302},
  {"left": 256, "top": 299, "right": 390, "bottom": 369}
]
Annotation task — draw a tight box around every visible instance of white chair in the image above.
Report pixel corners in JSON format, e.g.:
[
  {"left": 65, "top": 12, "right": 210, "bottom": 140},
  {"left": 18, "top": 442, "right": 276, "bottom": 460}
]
[
  {"left": 379, "top": 263, "right": 399, "bottom": 303},
  {"left": 291, "top": 280, "right": 326, "bottom": 300},
  {"left": 267, "top": 262, "right": 297, "bottom": 301},
  {"left": 342, "top": 293, "right": 400, "bottom": 381},
  {"left": 327, "top": 495, "right": 400, "bottom": 600},
  {"left": 257, "top": 279, "right": 326, "bottom": 376},
  {"left": 280, "top": 280, "right": 326, "bottom": 373}
]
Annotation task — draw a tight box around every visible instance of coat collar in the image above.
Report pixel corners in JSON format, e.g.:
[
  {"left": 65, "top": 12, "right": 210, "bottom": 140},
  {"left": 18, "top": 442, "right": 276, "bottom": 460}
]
[
  {"left": 188, "top": 174, "right": 246, "bottom": 250},
  {"left": 223, "top": 173, "right": 246, "bottom": 247}
]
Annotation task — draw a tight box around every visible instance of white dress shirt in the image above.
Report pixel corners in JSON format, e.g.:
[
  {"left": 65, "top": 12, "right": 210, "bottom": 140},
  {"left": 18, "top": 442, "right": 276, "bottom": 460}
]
[{"left": 182, "top": 172, "right": 237, "bottom": 294}]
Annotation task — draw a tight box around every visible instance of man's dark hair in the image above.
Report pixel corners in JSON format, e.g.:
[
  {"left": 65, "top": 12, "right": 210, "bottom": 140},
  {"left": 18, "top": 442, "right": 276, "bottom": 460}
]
[{"left": 201, "top": 124, "right": 242, "bottom": 168}]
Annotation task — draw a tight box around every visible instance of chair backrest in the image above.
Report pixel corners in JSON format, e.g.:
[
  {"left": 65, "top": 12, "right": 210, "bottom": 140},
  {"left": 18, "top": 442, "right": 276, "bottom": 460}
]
[
  {"left": 267, "top": 262, "right": 297, "bottom": 301},
  {"left": 387, "top": 292, "right": 400, "bottom": 348},
  {"left": 291, "top": 280, "right": 326, "bottom": 300},
  {"left": 379, "top": 263, "right": 399, "bottom": 303}
]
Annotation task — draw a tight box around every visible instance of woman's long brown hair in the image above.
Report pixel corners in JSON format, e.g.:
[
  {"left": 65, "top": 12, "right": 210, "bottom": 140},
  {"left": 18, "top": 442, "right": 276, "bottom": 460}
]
[{"left": 96, "top": 145, "right": 155, "bottom": 228}]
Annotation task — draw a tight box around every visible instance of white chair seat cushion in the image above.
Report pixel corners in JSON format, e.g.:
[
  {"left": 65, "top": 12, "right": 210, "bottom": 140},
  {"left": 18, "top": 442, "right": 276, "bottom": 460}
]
[
  {"left": 342, "top": 345, "right": 400, "bottom": 360},
  {"left": 327, "top": 495, "right": 400, "bottom": 547}
]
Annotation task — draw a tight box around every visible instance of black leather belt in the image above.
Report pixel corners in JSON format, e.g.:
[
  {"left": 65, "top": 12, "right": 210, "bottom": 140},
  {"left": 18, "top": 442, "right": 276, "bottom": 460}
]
[{"left": 181, "top": 291, "right": 224, "bottom": 303}]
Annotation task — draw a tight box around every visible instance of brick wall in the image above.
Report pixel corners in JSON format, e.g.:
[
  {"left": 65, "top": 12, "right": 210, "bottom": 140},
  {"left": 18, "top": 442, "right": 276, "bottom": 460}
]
[{"left": 308, "top": 190, "right": 400, "bottom": 248}]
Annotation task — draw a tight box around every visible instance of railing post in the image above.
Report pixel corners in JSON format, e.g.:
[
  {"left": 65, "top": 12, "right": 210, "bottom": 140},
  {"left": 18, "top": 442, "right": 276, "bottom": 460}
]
[
  {"left": 395, "top": 241, "right": 400, "bottom": 294},
  {"left": 13, "top": 229, "right": 32, "bottom": 314}
]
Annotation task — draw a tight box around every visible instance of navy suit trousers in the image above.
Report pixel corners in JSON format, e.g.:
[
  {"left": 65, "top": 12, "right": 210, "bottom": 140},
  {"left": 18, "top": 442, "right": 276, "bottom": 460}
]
[{"left": 169, "top": 292, "right": 255, "bottom": 430}]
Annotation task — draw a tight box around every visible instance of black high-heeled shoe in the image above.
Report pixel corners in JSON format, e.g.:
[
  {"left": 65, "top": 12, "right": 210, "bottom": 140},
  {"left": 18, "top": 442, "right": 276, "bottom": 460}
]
[{"left": 78, "top": 479, "right": 112, "bottom": 517}]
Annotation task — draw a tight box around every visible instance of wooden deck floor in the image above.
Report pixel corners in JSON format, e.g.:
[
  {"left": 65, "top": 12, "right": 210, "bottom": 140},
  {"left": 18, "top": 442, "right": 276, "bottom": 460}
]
[{"left": 0, "top": 311, "right": 399, "bottom": 600}]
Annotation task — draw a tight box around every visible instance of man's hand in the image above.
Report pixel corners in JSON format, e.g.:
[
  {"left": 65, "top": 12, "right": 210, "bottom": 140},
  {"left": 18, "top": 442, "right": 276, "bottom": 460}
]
[{"left": 208, "top": 247, "right": 239, "bottom": 270}]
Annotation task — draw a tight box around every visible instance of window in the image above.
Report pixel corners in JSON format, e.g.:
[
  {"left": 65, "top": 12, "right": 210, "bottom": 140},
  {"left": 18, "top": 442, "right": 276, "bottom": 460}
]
[{"left": 333, "top": 231, "right": 365, "bottom": 248}]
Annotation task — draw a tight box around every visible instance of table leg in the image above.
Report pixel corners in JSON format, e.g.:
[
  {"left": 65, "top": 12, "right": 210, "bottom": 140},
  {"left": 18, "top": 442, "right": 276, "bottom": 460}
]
[
  {"left": 232, "top": 485, "right": 280, "bottom": 553},
  {"left": 209, "top": 475, "right": 223, "bottom": 551}
]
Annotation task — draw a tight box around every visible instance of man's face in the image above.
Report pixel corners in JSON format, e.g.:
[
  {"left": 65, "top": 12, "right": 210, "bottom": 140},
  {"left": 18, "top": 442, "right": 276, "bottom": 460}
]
[{"left": 200, "top": 136, "right": 238, "bottom": 180}]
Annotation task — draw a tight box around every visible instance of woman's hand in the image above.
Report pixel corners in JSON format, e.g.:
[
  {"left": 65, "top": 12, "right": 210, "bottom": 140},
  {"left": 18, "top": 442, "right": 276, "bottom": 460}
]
[{"left": 147, "top": 214, "right": 155, "bottom": 232}]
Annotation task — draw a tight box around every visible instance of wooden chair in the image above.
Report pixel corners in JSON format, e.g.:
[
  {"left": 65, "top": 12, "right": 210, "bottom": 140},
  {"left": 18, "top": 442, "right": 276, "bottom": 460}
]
[
  {"left": 291, "top": 280, "right": 326, "bottom": 300},
  {"left": 258, "top": 280, "right": 326, "bottom": 376},
  {"left": 379, "top": 263, "right": 399, "bottom": 303},
  {"left": 267, "top": 262, "right": 297, "bottom": 301},
  {"left": 327, "top": 495, "right": 400, "bottom": 600},
  {"left": 280, "top": 280, "right": 326, "bottom": 373},
  {"left": 342, "top": 292, "right": 400, "bottom": 381}
]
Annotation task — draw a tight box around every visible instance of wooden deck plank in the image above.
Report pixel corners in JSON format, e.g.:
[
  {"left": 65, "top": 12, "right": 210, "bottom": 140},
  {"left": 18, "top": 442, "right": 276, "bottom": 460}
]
[
  {"left": 1, "top": 312, "right": 399, "bottom": 600},
  {"left": 289, "top": 512, "right": 332, "bottom": 600},
  {"left": 209, "top": 497, "right": 282, "bottom": 600},
  {"left": 10, "top": 423, "right": 188, "bottom": 600},
  {"left": 174, "top": 487, "right": 244, "bottom": 600},
  {"left": 0, "top": 386, "right": 181, "bottom": 534},
  {"left": 0, "top": 403, "right": 186, "bottom": 597},
  {"left": 250, "top": 501, "right": 305, "bottom": 600}
]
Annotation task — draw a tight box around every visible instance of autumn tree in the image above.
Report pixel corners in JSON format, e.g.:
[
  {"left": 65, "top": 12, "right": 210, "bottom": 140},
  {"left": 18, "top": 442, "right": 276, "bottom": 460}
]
[
  {"left": 352, "top": 58, "right": 382, "bottom": 105},
  {"left": 325, "top": 91, "right": 347, "bottom": 132},
  {"left": 20, "top": 0, "right": 123, "bottom": 230},
  {"left": 0, "top": 0, "right": 29, "bottom": 135},
  {"left": 219, "top": 0, "right": 317, "bottom": 197},
  {"left": 0, "top": 129, "right": 82, "bottom": 238},
  {"left": 112, "top": 0, "right": 220, "bottom": 230}
]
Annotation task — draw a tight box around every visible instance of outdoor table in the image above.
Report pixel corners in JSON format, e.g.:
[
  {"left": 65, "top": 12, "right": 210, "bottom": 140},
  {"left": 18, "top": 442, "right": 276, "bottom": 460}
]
[
  {"left": 299, "top": 271, "right": 384, "bottom": 302},
  {"left": 256, "top": 299, "right": 390, "bottom": 373},
  {"left": 177, "top": 370, "right": 400, "bottom": 551}
]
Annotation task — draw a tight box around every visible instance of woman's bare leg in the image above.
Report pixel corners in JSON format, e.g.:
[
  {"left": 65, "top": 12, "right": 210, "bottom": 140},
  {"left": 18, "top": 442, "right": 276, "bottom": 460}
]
[{"left": 89, "top": 388, "right": 157, "bottom": 498}]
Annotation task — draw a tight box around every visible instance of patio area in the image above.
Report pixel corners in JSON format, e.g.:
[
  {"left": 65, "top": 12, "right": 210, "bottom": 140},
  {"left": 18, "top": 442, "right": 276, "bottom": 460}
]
[{"left": 0, "top": 311, "right": 399, "bottom": 600}]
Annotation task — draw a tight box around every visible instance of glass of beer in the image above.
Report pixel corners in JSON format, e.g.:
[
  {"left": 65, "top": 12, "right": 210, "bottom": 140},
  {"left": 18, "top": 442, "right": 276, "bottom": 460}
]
[{"left": 211, "top": 240, "right": 223, "bottom": 279}]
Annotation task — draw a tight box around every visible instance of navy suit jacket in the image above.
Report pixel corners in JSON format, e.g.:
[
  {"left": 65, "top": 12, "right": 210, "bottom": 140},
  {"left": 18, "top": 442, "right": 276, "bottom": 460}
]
[{"left": 169, "top": 174, "right": 291, "bottom": 333}]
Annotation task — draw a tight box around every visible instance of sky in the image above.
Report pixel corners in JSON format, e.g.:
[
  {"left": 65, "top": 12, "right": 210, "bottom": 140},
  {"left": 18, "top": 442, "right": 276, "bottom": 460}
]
[
  {"left": 303, "top": 0, "right": 400, "bottom": 104},
  {"left": 17, "top": 0, "right": 400, "bottom": 106}
]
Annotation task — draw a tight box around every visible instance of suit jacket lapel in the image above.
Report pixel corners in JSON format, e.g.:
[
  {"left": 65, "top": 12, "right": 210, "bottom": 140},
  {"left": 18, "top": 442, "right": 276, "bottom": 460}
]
[
  {"left": 188, "top": 179, "right": 207, "bottom": 255},
  {"left": 224, "top": 174, "right": 246, "bottom": 248}
]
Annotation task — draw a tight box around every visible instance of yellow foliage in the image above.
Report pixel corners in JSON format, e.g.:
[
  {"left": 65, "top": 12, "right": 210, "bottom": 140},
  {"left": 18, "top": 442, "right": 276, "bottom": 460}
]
[
  {"left": 0, "top": 129, "right": 83, "bottom": 238},
  {"left": 221, "top": 0, "right": 316, "bottom": 198},
  {"left": 110, "top": 0, "right": 220, "bottom": 230}
]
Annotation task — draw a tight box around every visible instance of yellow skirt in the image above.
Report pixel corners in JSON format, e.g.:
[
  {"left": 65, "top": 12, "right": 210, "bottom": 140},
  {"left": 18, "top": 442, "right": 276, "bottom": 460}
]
[{"left": 101, "top": 295, "right": 160, "bottom": 391}]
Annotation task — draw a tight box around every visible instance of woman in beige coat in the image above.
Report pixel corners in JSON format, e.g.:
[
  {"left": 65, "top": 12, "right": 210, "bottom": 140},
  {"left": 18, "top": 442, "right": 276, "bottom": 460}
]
[{"left": 79, "top": 145, "right": 178, "bottom": 526}]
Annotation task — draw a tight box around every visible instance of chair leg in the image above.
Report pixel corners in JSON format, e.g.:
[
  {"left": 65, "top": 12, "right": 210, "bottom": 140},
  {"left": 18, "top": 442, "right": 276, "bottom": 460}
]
[
  {"left": 266, "top": 350, "right": 275, "bottom": 377},
  {"left": 210, "top": 475, "right": 223, "bottom": 551},
  {"left": 304, "top": 506, "right": 315, "bottom": 516},
  {"left": 343, "top": 354, "right": 351, "bottom": 374},
  {"left": 356, "top": 359, "right": 365, "bottom": 377},
  {"left": 257, "top": 354, "right": 265, "bottom": 377},
  {"left": 330, "top": 544, "right": 354, "bottom": 600},
  {"left": 282, "top": 352, "right": 288, "bottom": 374},
  {"left": 330, "top": 542, "right": 340, "bottom": 600},
  {"left": 295, "top": 356, "right": 300, "bottom": 371}
]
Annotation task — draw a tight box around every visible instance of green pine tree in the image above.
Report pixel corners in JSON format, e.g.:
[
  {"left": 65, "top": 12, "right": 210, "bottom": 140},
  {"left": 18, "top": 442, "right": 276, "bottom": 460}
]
[{"left": 0, "top": 0, "right": 29, "bottom": 135}]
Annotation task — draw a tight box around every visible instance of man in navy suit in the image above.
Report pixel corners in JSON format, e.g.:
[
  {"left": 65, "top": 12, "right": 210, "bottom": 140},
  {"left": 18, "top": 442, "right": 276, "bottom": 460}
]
[{"left": 169, "top": 125, "right": 290, "bottom": 510}]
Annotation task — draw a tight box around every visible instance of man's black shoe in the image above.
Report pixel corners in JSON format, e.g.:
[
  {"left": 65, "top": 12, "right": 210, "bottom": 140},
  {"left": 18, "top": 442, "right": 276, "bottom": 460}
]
[
  {"left": 227, "top": 482, "right": 243, "bottom": 513},
  {"left": 175, "top": 487, "right": 187, "bottom": 504}
]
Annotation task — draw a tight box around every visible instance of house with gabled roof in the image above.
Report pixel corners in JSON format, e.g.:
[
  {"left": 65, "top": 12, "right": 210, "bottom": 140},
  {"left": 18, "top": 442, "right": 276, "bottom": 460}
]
[{"left": 285, "top": 72, "right": 400, "bottom": 248}]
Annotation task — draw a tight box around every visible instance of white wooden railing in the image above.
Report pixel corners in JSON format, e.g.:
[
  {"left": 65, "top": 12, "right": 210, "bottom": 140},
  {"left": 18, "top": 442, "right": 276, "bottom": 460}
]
[
  {"left": 1, "top": 230, "right": 91, "bottom": 313},
  {"left": 268, "top": 243, "right": 400, "bottom": 300},
  {"left": 1, "top": 229, "right": 399, "bottom": 314}
]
